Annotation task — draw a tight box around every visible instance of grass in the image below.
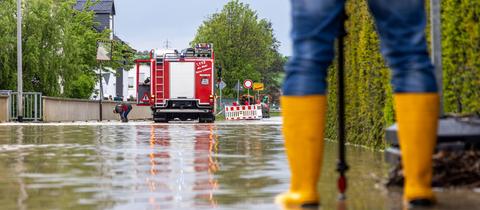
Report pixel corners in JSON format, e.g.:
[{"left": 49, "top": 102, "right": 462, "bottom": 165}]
[{"left": 270, "top": 111, "right": 282, "bottom": 117}]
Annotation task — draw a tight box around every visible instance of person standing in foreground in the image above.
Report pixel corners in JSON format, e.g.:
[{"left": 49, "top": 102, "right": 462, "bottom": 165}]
[
  {"left": 278, "top": 0, "right": 439, "bottom": 209},
  {"left": 114, "top": 102, "right": 133, "bottom": 122}
]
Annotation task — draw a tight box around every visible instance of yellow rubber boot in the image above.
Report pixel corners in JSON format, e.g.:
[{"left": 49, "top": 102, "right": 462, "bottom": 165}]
[
  {"left": 275, "top": 95, "right": 326, "bottom": 209},
  {"left": 394, "top": 93, "right": 439, "bottom": 206}
]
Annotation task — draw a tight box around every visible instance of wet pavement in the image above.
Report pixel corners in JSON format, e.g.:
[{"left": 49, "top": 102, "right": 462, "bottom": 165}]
[{"left": 0, "top": 117, "right": 479, "bottom": 210}]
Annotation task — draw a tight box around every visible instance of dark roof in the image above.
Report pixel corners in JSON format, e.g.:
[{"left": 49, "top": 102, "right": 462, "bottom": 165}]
[
  {"left": 75, "top": 0, "right": 115, "bottom": 15},
  {"left": 114, "top": 35, "right": 136, "bottom": 52},
  {"left": 92, "top": 14, "right": 110, "bottom": 32},
  {"left": 113, "top": 35, "right": 124, "bottom": 43}
]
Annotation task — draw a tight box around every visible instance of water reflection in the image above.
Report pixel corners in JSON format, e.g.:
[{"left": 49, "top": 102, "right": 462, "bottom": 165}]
[
  {"left": 141, "top": 124, "right": 220, "bottom": 209},
  {"left": 0, "top": 120, "right": 478, "bottom": 210}
]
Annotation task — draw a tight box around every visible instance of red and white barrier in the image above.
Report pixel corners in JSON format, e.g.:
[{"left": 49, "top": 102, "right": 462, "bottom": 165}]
[{"left": 224, "top": 105, "right": 263, "bottom": 120}]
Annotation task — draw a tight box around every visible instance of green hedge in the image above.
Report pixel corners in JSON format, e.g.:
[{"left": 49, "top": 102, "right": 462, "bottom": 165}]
[
  {"left": 325, "top": 0, "right": 480, "bottom": 149},
  {"left": 442, "top": 0, "right": 480, "bottom": 114}
]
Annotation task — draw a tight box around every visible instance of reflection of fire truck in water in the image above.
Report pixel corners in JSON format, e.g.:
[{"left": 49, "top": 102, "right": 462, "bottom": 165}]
[
  {"left": 135, "top": 44, "right": 216, "bottom": 123},
  {"left": 146, "top": 124, "right": 219, "bottom": 207}
]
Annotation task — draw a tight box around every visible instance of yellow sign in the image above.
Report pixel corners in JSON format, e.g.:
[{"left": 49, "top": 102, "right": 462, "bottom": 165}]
[{"left": 253, "top": 83, "right": 264, "bottom": 91}]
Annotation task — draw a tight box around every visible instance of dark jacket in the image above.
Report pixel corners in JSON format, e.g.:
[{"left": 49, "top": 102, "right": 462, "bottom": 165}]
[{"left": 115, "top": 103, "right": 132, "bottom": 113}]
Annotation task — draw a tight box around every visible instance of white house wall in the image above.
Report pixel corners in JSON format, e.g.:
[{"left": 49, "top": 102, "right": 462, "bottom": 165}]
[{"left": 91, "top": 68, "right": 118, "bottom": 100}]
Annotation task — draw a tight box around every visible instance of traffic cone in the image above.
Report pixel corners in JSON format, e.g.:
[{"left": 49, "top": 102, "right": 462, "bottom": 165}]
[
  {"left": 275, "top": 95, "right": 326, "bottom": 208},
  {"left": 395, "top": 93, "right": 439, "bottom": 207}
]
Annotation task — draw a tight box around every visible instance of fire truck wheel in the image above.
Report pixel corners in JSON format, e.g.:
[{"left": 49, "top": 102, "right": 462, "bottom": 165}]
[
  {"left": 199, "top": 114, "right": 215, "bottom": 123},
  {"left": 153, "top": 114, "right": 169, "bottom": 123},
  {"left": 154, "top": 119, "right": 168, "bottom": 123}
]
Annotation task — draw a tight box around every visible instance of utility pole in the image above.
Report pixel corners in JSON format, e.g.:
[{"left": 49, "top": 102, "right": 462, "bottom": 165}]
[
  {"left": 17, "top": 0, "right": 23, "bottom": 122},
  {"left": 237, "top": 79, "right": 240, "bottom": 103},
  {"left": 219, "top": 79, "right": 222, "bottom": 108},
  {"left": 164, "top": 39, "right": 172, "bottom": 49},
  {"left": 431, "top": 0, "right": 443, "bottom": 115}
]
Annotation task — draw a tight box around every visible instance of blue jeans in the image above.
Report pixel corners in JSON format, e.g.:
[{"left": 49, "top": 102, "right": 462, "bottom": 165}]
[
  {"left": 283, "top": 0, "right": 438, "bottom": 95},
  {"left": 122, "top": 109, "right": 130, "bottom": 120}
]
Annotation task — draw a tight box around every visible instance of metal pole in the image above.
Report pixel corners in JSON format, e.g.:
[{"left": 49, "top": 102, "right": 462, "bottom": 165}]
[
  {"left": 336, "top": 7, "right": 349, "bottom": 200},
  {"left": 99, "top": 66, "right": 103, "bottom": 121},
  {"left": 34, "top": 93, "right": 37, "bottom": 121},
  {"left": 431, "top": 0, "right": 443, "bottom": 115},
  {"left": 219, "top": 79, "right": 222, "bottom": 109},
  {"left": 237, "top": 79, "right": 240, "bottom": 103},
  {"left": 16, "top": 0, "right": 23, "bottom": 122}
]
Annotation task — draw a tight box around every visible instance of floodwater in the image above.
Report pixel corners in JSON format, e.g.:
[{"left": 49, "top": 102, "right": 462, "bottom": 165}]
[{"left": 0, "top": 117, "right": 478, "bottom": 210}]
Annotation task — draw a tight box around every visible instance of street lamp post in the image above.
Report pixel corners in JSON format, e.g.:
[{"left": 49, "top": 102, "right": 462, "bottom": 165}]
[
  {"left": 96, "top": 40, "right": 113, "bottom": 121},
  {"left": 17, "top": 0, "right": 23, "bottom": 122},
  {"left": 99, "top": 65, "right": 103, "bottom": 121}
]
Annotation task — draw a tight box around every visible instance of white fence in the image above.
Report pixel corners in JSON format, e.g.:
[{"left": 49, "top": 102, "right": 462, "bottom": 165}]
[{"left": 224, "top": 105, "right": 262, "bottom": 120}]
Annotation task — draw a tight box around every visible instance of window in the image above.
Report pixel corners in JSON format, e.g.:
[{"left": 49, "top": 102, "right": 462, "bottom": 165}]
[{"left": 128, "top": 77, "right": 134, "bottom": 88}]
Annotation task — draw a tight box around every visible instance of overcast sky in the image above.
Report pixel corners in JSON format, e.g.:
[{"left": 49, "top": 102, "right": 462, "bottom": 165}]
[{"left": 114, "top": 0, "right": 292, "bottom": 55}]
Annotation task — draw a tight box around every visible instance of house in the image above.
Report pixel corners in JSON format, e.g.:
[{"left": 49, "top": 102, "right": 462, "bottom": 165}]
[
  {"left": 75, "top": 0, "right": 133, "bottom": 101},
  {"left": 74, "top": 0, "right": 115, "bottom": 39}
]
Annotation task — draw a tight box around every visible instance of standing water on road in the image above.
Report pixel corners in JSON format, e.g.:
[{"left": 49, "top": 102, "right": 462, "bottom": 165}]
[{"left": 0, "top": 117, "right": 478, "bottom": 210}]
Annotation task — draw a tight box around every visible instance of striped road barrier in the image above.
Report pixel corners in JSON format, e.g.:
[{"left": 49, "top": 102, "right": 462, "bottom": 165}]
[{"left": 224, "top": 105, "right": 263, "bottom": 120}]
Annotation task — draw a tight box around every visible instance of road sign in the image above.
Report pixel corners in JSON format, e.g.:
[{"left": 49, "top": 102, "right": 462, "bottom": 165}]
[
  {"left": 253, "top": 83, "right": 264, "bottom": 91},
  {"left": 96, "top": 40, "right": 112, "bottom": 61},
  {"left": 219, "top": 81, "right": 227, "bottom": 90},
  {"left": 243, "top": 79, "right": 253, "bottom": 89},
  {"left": 141, "top": 93, "right": 150, "bottom": 103}
]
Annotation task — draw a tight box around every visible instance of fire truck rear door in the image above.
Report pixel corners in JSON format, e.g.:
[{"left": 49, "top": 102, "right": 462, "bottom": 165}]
[{"left": 170, "top": 62, "right": 195, "bottom": 99}]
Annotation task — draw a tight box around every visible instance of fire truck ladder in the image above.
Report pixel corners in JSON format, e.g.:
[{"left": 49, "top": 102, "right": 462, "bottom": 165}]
[{"left": 155, "top": 58, "right": 165, "bottom": 106}]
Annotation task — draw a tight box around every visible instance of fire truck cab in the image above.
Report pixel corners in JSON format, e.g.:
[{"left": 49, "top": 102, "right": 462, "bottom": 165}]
[{"left": 135, "top": 44, "right": 216, "bottom": 123}]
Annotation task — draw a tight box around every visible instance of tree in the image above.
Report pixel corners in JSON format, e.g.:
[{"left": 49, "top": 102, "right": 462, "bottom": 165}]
[
  {"left": 0, "top": 0, "right": 17, "bottom": 91},
  {"left": 65, "top": 73, "right": 95, "bottom": 99},
  {"left": 0, "top": 0, "right": 134, "bottom": 99},
  {"left": 191, "top": 0, "right": 281, "bottom": 97},
  {"left": 261, "top": 52, "right": 287, "bottom": 103}
]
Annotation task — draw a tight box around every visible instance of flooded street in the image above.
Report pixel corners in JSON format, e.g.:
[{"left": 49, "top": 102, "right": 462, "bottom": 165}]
[{"left": 0, "top": 117, "right": 478, "bottom": 210}]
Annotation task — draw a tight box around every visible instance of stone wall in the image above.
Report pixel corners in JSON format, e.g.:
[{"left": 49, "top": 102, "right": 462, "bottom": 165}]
[
  {"left": 0, "top": 96, "right": 9, "bottom": 122},
  {"left": 42, "top": 97, "right": 152, "bottom": 122}
]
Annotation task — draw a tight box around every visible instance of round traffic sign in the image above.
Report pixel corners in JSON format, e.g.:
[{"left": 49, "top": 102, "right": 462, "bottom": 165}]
[{"left": 243, "top": 80, "right": 253, "bottom": 89}]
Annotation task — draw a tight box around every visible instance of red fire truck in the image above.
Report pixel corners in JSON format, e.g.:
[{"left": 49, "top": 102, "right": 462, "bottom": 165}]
[{"left": 135, "top": 44, "right": 216, "bottom": 123}]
